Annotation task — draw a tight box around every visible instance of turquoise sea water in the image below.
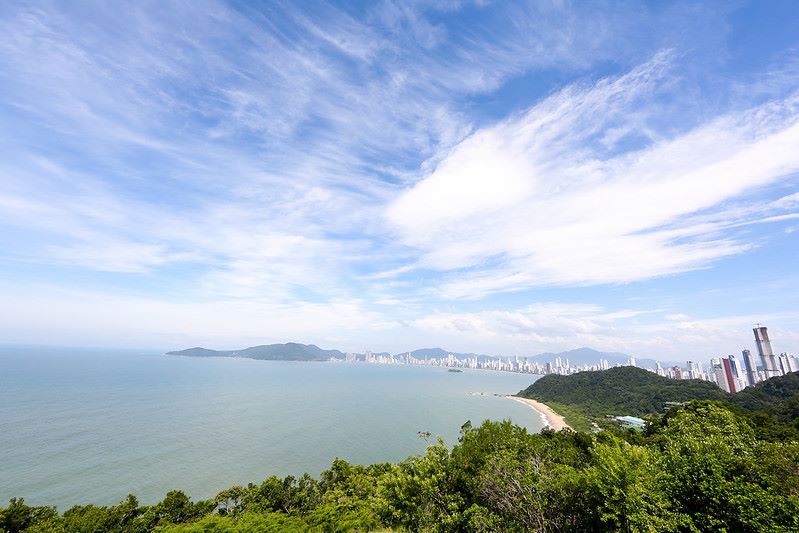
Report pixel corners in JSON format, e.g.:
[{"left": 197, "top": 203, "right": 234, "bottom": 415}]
[{"left": 0, "top": 345, "right": 544, "bottom": 509}]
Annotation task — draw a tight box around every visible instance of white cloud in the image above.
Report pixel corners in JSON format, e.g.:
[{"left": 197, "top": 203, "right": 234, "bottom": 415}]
[
  {"left": 0, "top": 282, "right": 392, "bottom": 351},
  {"left": 1, "top": 0, "right": 678, "bottom": 305},
  {"left": 387, "top": 53, "right": 799, "bottom": 298},
  {"left": 412, "top": 305, "right": 799, "bottom": 361},
  {"left": 0, "top": 2, "right": 797, "bottom": 354}
]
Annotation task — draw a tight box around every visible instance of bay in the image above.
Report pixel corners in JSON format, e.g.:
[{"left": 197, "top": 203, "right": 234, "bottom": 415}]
[{"left": 0, "top": 345, "right": 544, "bottom": 509}]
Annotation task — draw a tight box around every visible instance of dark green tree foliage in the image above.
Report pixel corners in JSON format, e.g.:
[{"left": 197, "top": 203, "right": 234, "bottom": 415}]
[
  {"left": 3, "top": 402, "right": 799, "bottom": 532},
  {"left": 656, "top": 402, "right": 799, "bottom": 531},
  {"left": 772, "top": 393, "right": 799, "bottom": 430},
  {"left": 0, "top": 499, "right": 56, "bottom": 533},
  {"left": 730, "top": 371, "right": 799, "bottom": 411},
  {"left": 518, "top": 366, "right": 729, "bottom": 417}
]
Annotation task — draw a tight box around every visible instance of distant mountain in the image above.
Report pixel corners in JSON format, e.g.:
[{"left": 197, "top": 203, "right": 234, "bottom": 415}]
[
  {"left": 524, "top": 347, "right": 664, "bottom": 370},
  {"left": 170, "top": 347, "right": 219, "bottom": 357},
  {"left": 167, "top": 343, "right": 344, "bottom": 362},
  {"left": 169, "top": 343, "right": 670, "bottom": 369}
]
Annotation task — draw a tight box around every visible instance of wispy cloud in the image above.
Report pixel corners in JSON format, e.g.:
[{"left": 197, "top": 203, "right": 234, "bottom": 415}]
[
  {"left": 387, "top": 52, "right": 799, "bottom": 298},
  {"left": 0, "top": 1, "right": 796, "bottom": 356},
  {"left": 1, "top": 1, "right": 672, "bottom": 299}
]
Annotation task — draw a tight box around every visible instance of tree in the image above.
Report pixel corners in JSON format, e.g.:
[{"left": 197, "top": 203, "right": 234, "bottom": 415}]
[
  {"left": 214, "top": 486, "right": 246, "bottom": 517},
  {"left": 658, "top": 402, "right": 799, "bottom": 531},
  {"left": 0, "top": 498, "right": 57, "bottom": 533}
]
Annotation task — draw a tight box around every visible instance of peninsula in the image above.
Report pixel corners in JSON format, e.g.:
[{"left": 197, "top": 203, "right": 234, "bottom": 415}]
[{"left": 167, "top": 343, "right": 343, "bottom": 361}]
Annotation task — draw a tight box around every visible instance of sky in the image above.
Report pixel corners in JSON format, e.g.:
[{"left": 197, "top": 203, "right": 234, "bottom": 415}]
[{"left": 1, "top": 1, "right": 798, "bottom": 361}]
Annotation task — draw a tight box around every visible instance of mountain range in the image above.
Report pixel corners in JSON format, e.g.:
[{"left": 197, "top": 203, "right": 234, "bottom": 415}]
[{"left": 167, "top": 343, "right": 667, "bottom": 369}]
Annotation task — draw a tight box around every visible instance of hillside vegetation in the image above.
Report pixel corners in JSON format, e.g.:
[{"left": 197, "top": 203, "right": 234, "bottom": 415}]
[
  {"left": 5, "top": 370, "right": 799, "bottom": 532},
  {"left": 519, "top": 366, "right": 728, "bottom": 418},
  {"left": 520, "top": 367, "right": 799, "bottom": 438},
  {"left": 3, "top": 402, "right": 798, "bottom": 532},
  {"left": 732, "top": 371, "right": 799, "bottom": 411}
]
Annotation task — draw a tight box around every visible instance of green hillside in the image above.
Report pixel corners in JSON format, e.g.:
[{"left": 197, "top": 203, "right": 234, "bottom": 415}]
[
  {"left": 519, "top": 367, "right": 799, "bottom": 437},
  {"left": 730, "top": 371, "right": 799, "bottom": 411},
  {"left": 519, "top": 366, "right": 728, "bottom": 418},
  {"left": 4, "top": 403, "right": 798, "bottom": 532},
  {"left": 6, "top": 369, "right": 799, "bottom": 531}
]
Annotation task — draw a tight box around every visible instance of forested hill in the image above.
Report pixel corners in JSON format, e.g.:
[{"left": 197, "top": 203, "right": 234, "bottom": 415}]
[
  {"left": 519, "top": 366, "right": 729, "bottom": 417},
  {"left": 520, "top": 366, "right": 799, "bottom": 423},
  {"left": 731, "top": 371, "right": 799, "bottom": 411},
  {"left": 167, "top": 343, "right": 344, "bottom": 361},
  {"left": 4, "top": 403, "right": 799, "bottom": 532}
]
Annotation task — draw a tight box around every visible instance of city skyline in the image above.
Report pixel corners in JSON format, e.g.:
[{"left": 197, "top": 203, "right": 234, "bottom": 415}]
[
  {"left": 1, "top": 1, "right": 799, "bottom": 358},
  {"left": 336, "top": 325, "right": 797, "bottom": 394}
]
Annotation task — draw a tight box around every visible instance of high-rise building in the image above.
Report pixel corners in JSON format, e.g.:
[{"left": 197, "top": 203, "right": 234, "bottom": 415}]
[
  {"left": 628, "top": 356, "right": 637, "bottom": 367},
  {"left": 728, "top": 354, "right": 741, "bottom": 380},
  {"left": 712, "top": 359, "right": 730, "bottom": 392},
  {"left": 754, "top": 326, "right": 779, "bottom": 377},
  {"left": 741, "top": 349, "right": 759, "bottom": 387},
  {"left": 783, "top": 353, "right": 798, "bottom": 373},
  {"left": 722, "top": 357, "right": 737, "bottom": 394},
  {"left": 778, "top": 353, "right": 795, "bottom": 375}
]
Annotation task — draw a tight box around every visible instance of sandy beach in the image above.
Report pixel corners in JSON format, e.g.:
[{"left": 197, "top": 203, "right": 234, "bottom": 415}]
[{"left": 510, "top": 396, "right": 572, "bottom": 431}]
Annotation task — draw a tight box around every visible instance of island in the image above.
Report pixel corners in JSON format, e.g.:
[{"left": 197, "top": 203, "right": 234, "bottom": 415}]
[{"left": 166, "top": 343, "right": 344, "bottom": 362}]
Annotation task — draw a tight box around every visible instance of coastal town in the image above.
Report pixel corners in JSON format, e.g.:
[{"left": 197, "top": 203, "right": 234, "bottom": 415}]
[{"left": 342, "top": 325, "right": 796, "bottom": 394}]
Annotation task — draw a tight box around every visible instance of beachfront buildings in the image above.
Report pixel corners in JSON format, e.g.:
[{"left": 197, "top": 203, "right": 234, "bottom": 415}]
[{"left": 339, "top": 325, "right": 794, "bottom": 394}]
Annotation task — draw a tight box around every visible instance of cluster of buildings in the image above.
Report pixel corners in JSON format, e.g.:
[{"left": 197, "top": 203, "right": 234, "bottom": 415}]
[
  {"left": 662, "top": 326, "right": 796, "bottom": 393},
  {"left": 341, "top": 326, "right": 795, "bottom": 394},
  {"left": 634, "top": 325, "right": 796, "bottom": 393},
  {"left": 341, "top": 349, "right": 615, "bottom": 375}
]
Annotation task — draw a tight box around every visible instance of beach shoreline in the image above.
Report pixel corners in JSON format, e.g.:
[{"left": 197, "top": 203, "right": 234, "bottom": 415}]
[{"left": 509, "top": 396, "right": 572, "bottom": 431}]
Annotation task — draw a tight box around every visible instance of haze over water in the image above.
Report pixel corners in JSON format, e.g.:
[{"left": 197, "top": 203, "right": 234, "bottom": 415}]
[{"left": 0, "top": 345, "right": 544, "bottom": 509}]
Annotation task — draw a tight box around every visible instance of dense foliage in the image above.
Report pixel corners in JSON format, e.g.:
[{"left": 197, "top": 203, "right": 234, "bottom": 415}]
[
  {"left": 518, "top": 366, "right": 730, "bottom": 419},
  {"left": 732, "top": 372, "right": 799, "bottom": 411},
  {"left": 3, "top": 401, "right": 799, "bottom": 532}
]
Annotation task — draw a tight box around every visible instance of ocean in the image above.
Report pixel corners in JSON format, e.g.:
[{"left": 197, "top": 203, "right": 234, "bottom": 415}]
[{"left": 0, "top": 345, "right": 544, "bottom": 510}]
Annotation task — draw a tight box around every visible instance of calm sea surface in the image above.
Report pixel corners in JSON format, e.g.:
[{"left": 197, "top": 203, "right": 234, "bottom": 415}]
[{"left": 0, "top": 345, "right": 544, "bottom": 509}]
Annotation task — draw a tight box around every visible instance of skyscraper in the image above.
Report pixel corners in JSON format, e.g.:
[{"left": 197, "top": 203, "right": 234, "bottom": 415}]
[
  {"left": 754, "top": 326, "right": 779, "bottom": 377},
  {"left": 778, "top": 353, "right": 795, "bottom": 375},
  {"left": 712, "top": 359, "right": 730, "bottom": 392},
  {"left": 722, "top": 357, "right": 737, "bottom": 393},
  {"left": 741, "top": 349, "right": 759, "bottom": 387},
  {"left": 783, "top": 353, "right": 798, "bottom": 373}
]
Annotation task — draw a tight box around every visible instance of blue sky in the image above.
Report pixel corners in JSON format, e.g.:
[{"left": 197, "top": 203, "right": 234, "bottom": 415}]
[{"left": 1, "top": 1, "right": 798, "bottom": 360}]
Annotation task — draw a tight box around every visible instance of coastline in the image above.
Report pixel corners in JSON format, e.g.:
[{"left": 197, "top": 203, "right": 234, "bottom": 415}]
[{"left": 509, "top": 396, "right": 572, "bottom": 431}]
